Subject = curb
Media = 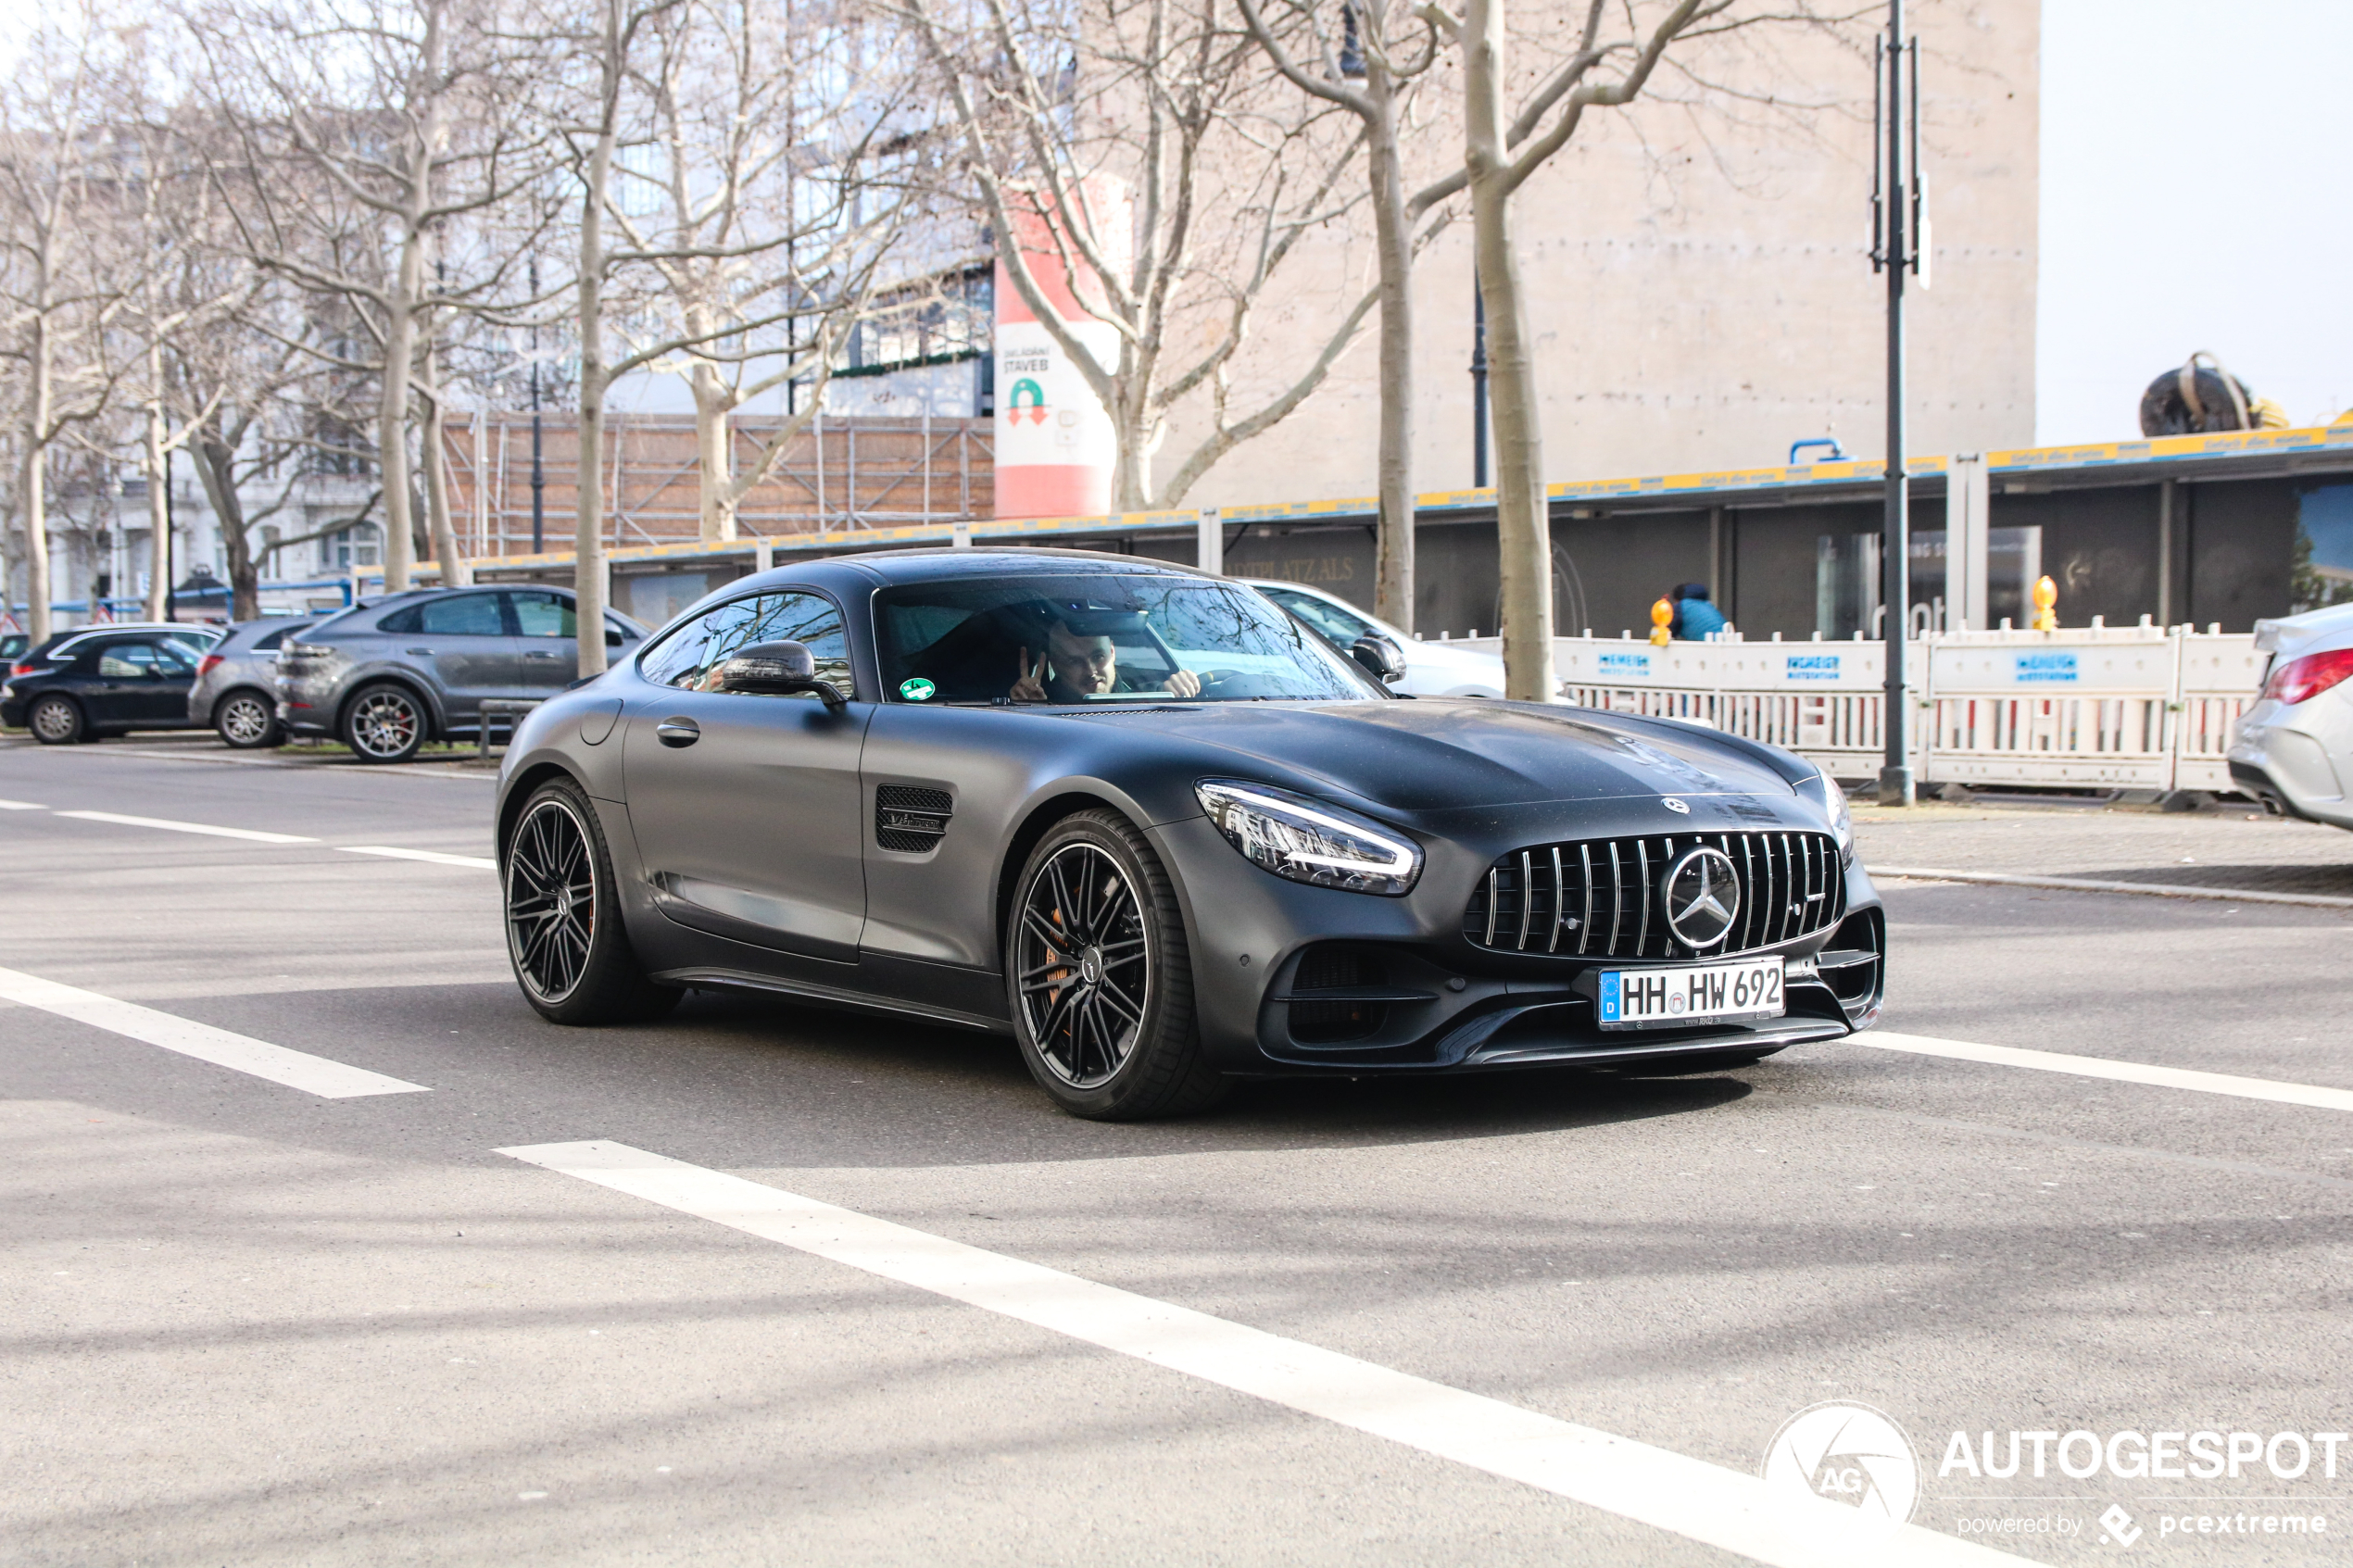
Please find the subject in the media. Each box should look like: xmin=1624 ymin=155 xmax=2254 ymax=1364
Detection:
xmin=1869 ymin=865 xmax=2353 ymax=910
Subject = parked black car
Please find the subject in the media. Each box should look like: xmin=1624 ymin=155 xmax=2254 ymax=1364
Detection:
xmin=493 ymin=549 xmax=1883 ymax=1120
xmin=1 ymin=631 xmax=210 ymax=743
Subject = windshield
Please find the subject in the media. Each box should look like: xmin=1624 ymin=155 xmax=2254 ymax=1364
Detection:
xmin=875 ymin=573 xmax=1381 ymax=705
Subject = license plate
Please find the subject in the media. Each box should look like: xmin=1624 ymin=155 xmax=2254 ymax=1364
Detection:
xmin=1598 ymin=958 xmax=1784 ymax=1030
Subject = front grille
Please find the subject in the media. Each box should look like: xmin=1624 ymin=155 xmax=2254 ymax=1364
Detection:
xmin=875 ymin=784 xmax=952 ymax=853
xmin=1464 ymin=831 xmax=1845 ymax=960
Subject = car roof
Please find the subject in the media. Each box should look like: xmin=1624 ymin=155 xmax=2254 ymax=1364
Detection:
xmin=824 ymin=546 xmax=1212 ymax=587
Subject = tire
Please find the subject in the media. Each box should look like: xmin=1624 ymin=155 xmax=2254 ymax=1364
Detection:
xmin=343 ymin=682 xmax=427 ymax=763
xmin=1006 ymin=809 xmax=1227 ymax=1120
xmin=504 ymin=777 xmax=680 ymax=1025
xmin=28 ymin=694 xmax=85 ymax=746
xmin=214 ymin=688 xmax=283 ymax=749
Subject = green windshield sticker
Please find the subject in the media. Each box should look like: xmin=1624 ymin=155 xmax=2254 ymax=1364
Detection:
xmin=899 ymin=677 xmax=937 ymax=702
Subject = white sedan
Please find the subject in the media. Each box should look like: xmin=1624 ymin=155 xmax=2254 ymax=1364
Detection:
xmin=2228 ymin=602 xmax=2353 ymax=831
xmin=1245 ymin=579 xmax=1506 ymax=698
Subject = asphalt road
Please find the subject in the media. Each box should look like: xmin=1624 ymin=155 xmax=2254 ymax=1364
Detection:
xmin=4 ymin=739 xmax=2350 ymax=1567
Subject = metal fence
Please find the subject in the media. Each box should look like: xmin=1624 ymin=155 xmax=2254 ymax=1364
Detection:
xmin=1454 ymin=621 xmax=2264 ymax=791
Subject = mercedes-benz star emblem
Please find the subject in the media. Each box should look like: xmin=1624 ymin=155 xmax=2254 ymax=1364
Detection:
xmin=1661 ymin=847 xmax=1742 ymax=948
xmin=1661 ymin=797 xmax=1691 ymax=814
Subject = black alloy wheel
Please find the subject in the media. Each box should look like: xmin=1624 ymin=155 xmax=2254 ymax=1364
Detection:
xmin=215 ymin=689 xmax=281 ymax=749
xmin=1008 ymin=809 xmax=1225 ymax=1120
xmin=343 ymin=683 xmax=425 ymax=763
xmin=28 ymin=694 xmax=86 ymax=746
xmin=503 ymin=778 xmax=679 ymax=1025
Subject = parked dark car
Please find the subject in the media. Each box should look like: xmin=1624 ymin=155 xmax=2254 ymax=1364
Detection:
xmin=277 ymin=586 xmax=649 ymax=763
xmin=1 ymin=631 xmax=210 ymax=743
xmin=492 ymin=549 xmax=1883 ymax=1120
xmin=188 ymin=618 xmax=315 ymax=748
xmin=8 ymin=621 xmax=222 ymax=678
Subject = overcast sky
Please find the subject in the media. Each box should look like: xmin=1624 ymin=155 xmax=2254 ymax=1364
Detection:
xmin=2038 ymin=0 xmax=2353 ymax=445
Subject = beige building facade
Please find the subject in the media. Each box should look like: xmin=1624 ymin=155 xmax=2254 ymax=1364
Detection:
xmin=1175 ymin=0 xmax=2039 ymax=511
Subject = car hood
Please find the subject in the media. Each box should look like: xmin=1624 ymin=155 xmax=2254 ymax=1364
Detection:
xmin=1064 ymin=698 xmax=1797 ymax=811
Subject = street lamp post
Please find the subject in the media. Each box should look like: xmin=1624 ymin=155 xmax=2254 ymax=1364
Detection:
xmin=1871 ymin=0 xmax=1926 ymax=806
xmin=1471 ymin=282 xmax=1490 ymax=490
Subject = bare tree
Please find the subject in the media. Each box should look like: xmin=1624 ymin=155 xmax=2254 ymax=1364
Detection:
xmin=614 ymin=0 xmax=931 ymax=545
xmin=1238 ymin=0 xmax=1453 ymax=628
xmin=1416 ymin=0 xmax=1820 ymax=699
xmin=197 ymin=0 xmax=555 ymax=594
xmin=0 ymin=7 xmax=149 ymax=642
xmin=909 ymin=0 xmax=1381 ymax=514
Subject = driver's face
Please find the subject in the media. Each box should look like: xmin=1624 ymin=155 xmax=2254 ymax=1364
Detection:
xmin=1048 ymin=627 xmax=1118 ymax=693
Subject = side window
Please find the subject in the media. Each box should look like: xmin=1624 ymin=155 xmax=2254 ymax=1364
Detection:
xmin=97 ymin=641 xmax=162 ymax=677
xmin=375 ymin=605 xmax=422 ymax=634
xmin=506 ymin=591 xmax=577 ymax=638
xmin=255 ymin=626 xmax=302 ymax=652
xmin=637 ymin=591 xmax=851 ymax=696
xmin=416 ymin=594 xmax=506 ymax=636
xmin=1268 ymin=589 xmax=1369 ymax=646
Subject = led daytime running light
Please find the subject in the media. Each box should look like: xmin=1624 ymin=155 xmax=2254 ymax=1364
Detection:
xmin=1195 ymin=779 xmax=1422 ymax=896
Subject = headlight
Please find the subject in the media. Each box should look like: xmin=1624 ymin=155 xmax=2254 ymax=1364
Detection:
xmin=1195 ymin=779 xmax=1423 ymax=896
xmin=1802 ymin=771 xmax=1855 ymax=862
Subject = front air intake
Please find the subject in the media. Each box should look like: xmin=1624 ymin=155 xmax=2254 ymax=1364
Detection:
xmin=1463 ymin=830 xmax=1844 ymax=961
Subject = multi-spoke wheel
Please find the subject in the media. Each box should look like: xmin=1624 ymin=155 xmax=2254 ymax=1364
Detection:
xmin=503 ymin=778 xmax=680 ymax=1024
xmin=1007 ymin=809 xmax=1225 ymax=1120
xmin=215 ymin=689 xmax=282 ymax=749
xmin=343 ymin=682 xmax=425 ymax=763
xmin=29 ymin=694 xmax=86 ymax=745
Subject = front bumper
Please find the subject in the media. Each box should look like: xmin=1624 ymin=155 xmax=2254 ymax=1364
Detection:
xmin=2227 ymin=696 xmax=2353 ymax=830
xmin=1156 ymin=807 xmax=1883 ymax=1077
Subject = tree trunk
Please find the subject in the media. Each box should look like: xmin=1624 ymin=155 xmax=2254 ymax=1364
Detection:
xmin=144 ymin=393 xmax=171 ymax=623
xmin=1465 ymin=0 xmax=1554 ymax=703
xmin=22 ymin=310 xmax=53 ymax=643
xmin=574 ymin=2 xmax=621 ymax=679
xmin=376 ymin=232 xmax=422 ymax=595
xmin=194 ymin=437 xmax=262 ymax=622
xmin=422 ymin=340 xmax=467 ymax=586
xmin=1366 ymin=66 xmax=1416 ymax=632
xmin=690 ymin=355 xmax=736 ymax=542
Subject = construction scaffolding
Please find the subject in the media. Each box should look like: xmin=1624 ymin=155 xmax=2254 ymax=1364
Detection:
xmin=441 ymin=410 xmax=994 ymax=560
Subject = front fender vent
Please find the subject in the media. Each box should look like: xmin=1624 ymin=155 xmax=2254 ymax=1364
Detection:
xmin=875 ymin=784 xmax=953 ymax=853
xmin=1465 ymin=830 xmax=1844 ymax=960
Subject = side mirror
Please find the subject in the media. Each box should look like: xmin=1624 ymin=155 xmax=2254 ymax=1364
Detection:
xmin=1349 ymin=633 xmax=1407 ymax=684
xmin=712 ymin=640 xmax=849 ymax=709
xmin=606 ymin=627 xmax=624 ymax=648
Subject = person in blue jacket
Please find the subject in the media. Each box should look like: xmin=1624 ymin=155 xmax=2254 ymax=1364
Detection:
xmin=1668 ymin=583 xmax=1728 ymax=640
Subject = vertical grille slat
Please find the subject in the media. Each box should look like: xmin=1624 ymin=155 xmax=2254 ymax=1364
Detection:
xmin=1466 ymin=829 xmax=1843 ymax=960
xmin=1516 ymin=850 xmax=1536 ymax=951
xmin=1548 ymin=847 xmax=1566 ymax=953
xmin=1578 ymin=844 xmax=1595 ymax=956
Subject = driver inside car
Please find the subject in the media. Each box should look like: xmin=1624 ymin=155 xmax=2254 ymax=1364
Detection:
xmin=1008 ymin=616 xmax=1202 ymax=703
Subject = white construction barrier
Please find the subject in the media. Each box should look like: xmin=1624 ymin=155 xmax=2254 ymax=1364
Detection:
xmin=1449 ymin=622 xmax=2262 ymax=791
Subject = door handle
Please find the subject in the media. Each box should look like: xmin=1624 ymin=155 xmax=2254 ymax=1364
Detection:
xmin=405 ymin=646 xmax=434 ymax=655
xmin=655 ymin=717 xmax=700 ymax=747
xmin=523 ymin=651 xmax=564 ymax=660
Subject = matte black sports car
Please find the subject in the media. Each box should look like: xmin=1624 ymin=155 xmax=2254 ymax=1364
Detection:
xmin=494 ymin=549 xmax=1883 ymax=1119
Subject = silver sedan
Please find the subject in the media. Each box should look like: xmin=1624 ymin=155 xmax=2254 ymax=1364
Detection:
xmin=2228 ymin=602 xmax=2353 ymax=830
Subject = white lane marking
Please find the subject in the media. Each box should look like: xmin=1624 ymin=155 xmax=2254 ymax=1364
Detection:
xmin=0 ymin=797 xmax=47 ymax=809
xmin=0 ymin=966 xmax=428 ymax=1098
xmin=500 ymin=1140 xmax=2012 ymax=1568
xmin=341 ymin=846 xmax=498 ymax=870
xmin=1866 ymin=1031 xmax=2353 ymax=1113
xmin=54 ymin=809 xmax=316 ymax=845
xmin=1871 ymin=864 xmax=2353 ymax=910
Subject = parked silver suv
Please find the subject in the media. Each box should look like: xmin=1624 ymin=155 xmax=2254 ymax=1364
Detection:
xmin=275 ymin=586 xmax=648 ymax=762
xmin=188 ymin=618 xmax=315 ymax=748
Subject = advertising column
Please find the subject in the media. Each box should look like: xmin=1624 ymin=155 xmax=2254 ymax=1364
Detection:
xmin=994 ymin=182 xmax=1126 ymax=520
